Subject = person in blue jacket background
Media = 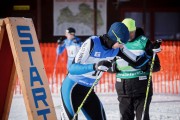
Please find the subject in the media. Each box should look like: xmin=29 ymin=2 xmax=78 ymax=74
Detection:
xmin=56 ymin=27 xmax=82 ymax=69
xmin=59 ymin=22 xmax=158 ymax=120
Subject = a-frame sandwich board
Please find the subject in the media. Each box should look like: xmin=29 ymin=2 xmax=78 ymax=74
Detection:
xmin=0 ymin=17 xmax=57 ymax=120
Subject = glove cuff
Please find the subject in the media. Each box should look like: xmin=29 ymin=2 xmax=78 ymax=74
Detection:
xmin=153 ymin=48 xmax=161 ymax=53
xmin=93 ymin=63 xmax=96 ymax=71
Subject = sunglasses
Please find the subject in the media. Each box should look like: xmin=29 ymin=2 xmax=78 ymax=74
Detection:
xmin=112 ymin=30 xmax=123 ymax=44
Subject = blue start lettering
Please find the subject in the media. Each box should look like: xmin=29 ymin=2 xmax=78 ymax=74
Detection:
xmin=17 ymin=26 xmax=33 ymax=45
xmin=30 ymin=66 xmax=43 ymax=86
xmin=17 ymin=25 xmax=51 ymax=119
xmin=22 ymin=47 xmax=35 ymax=66
xmin=32 ymin=87 xmax=49 ymax=108
xmin=37 ymin=109 xmax=50 ymax=120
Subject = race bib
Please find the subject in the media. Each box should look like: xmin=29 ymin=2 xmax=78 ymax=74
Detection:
xmin=67 ymin=45 xmax=80 ymax=57
xmin=139 ymin=76 xmax=147 ymax=80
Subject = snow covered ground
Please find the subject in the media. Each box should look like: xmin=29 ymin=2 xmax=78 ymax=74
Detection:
xmin=9 ymin=93 xmax=180 ymax=120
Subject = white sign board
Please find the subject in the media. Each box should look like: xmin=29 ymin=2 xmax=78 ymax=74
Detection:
xmin=53 ymin=0 xmax=107 ymax=36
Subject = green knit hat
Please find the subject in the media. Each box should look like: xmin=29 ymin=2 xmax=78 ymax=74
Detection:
xmin=122 ymin=18 xmax=136 ymax=32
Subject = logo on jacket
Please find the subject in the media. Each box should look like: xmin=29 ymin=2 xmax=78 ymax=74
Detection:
xmin=94 ymin=52 xmax=101 ymax=57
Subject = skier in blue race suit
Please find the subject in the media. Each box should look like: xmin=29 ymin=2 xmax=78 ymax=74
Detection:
xmin=56 ymin=27 xmax=82 ymax=69
xmin=59 ymin=22 xmax=160 ymax=120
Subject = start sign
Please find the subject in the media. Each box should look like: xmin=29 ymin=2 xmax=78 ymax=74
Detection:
xmin=0 ymin=18 xmax=57 ymax=120
xmin=17 ymin=25 xmax=50 ymax=119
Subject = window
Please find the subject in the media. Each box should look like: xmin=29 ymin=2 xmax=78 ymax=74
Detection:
xmin=125 ymin=12 xmax=150 ymax=37
xmin=155 ymin=12 xmax=180 ymax=40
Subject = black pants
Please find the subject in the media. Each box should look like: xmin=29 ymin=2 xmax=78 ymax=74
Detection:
xmin=118 ymin=95 xmax=152 ymax=120
xmin=60 ymin=77 xmax=106 ymax=120
xmin=115 ymin=78 xmax=152 ymax=120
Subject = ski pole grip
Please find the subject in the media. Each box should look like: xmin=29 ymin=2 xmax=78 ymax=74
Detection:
xmin=153 ymin=39 xmax=162 ymax=49
xmin=57 ymin=37 xmax=63 ymax=45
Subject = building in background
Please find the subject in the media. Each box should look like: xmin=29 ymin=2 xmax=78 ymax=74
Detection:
xmin=0 ymin=0 xmax=179 ymax=42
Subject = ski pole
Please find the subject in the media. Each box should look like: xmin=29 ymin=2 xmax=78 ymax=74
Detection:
xmin=53 ymin=37 xmax=63 ymax=81
xmin=141 ymin=52 xmax=156 ymax=120
xmin=72 ymin=71 xmax=103 ymax=120
xmin=141 ymin=39 xmax=162 ymax=120
xmin=53 ymin=54 xmax=59 ymax=80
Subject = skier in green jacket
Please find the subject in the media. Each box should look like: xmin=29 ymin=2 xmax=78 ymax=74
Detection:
xmin=111 ymin=18 xmax=161 ymax=120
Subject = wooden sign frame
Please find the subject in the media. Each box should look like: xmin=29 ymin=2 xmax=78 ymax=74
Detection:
xmin=0 ymin=17 xmax=57 ymax=120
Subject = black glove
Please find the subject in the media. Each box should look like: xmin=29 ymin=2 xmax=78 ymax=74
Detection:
xmin=93 ymin=60 xmax=112 ymax=72
xmin=57 ymin=37 xmax=64 ymax=45
xmin=108 ymin=57 xmax=121 ymax=73
xmin=152 ymin=39 xmax=162 ymax=53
